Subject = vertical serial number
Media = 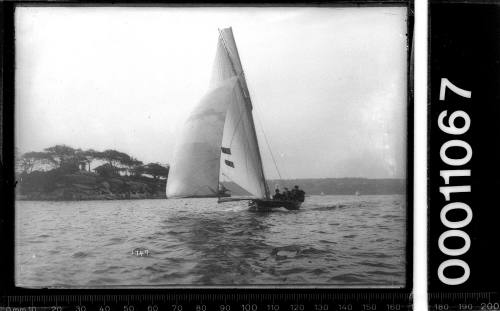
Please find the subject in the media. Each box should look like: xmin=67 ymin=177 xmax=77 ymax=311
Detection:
xmin=437 ymin=77 xmax=472 ymax=286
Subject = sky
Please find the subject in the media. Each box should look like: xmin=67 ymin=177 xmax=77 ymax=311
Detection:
xmin=15 ymin=6 xmax=408 ymax=179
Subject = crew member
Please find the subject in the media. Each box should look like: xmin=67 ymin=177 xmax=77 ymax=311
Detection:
xmin=273 ymin=188 xmax=282 ymax=200
xmin=283 ymin=187 xmax=290 ymax=200
xmin=293 ymin=185 xmax=305 ymax=202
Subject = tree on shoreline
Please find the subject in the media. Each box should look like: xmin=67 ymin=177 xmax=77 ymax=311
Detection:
xmin=94 ymin=149 xmax=143 ymax=174
xmin=17 ymin=145 xmax=147 ymax=176
xmin=44 ymin=145 xmax=81 ymax=169
xmin=17 ymin=151 xmax=54 ymax=174
xmin=132 ymin=163 xmax=170 ymax=179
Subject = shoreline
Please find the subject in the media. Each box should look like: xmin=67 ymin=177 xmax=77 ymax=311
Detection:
xmin=15 ymin=193 xmax=166 ymax=202
xmin=15 ymin=193 xmax=404 ymax=202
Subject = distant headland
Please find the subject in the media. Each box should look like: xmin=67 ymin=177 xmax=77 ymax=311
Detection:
xmin=16 ymin=145 xmax=405 ymax=201
xmin=16 ymin=145 xmax=168 ymax=201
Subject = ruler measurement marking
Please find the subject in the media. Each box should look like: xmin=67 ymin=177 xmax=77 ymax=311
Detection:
xmin=2 ymin=292 xmax=413 ymax=310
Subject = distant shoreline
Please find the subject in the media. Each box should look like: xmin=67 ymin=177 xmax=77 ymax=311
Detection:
xmin=17 ymin=168 xmax=405 ymax=201
xmin=16 ymin=195 xmax=166 ymax=202
xmin=16 ymin=193 xmax=404 ymax=202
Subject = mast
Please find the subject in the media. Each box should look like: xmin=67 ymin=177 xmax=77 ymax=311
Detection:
xmin=217 ymin=28 xmax=270 ymax=199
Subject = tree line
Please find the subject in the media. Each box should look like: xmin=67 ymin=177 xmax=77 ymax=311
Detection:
xmin=16 ymin=145 xmax=169 ymax=179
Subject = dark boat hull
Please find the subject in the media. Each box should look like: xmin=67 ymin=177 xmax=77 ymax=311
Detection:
xmin=249 ymin=199 xmax=302 ymax=211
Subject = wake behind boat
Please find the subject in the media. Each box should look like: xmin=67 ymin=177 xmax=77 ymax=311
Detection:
xmin=166 ymin=27 xmax=304 ymax=211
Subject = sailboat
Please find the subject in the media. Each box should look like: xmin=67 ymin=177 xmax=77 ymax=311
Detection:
xmin=166 ymin=27 xmax=302 ymax=211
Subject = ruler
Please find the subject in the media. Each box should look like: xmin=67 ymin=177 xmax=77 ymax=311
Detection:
xmin=429 ymin=292 xmax=500 ymax=311
xmin=0 ymin=292 xmax=412 ymax=311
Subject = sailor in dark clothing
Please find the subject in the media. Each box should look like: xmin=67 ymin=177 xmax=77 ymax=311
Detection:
xmin=292 ymin=185 xmax=305 ymax=202
xmin=283 ymin=187 xmax=291 ymax=200
xmin=290 ymin=186 xmax=297 ymax=199
xmin=273 ymin=188 xmax=282 ymax=200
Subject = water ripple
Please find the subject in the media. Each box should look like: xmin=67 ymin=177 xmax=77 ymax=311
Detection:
xmin=16 ymin=195 xmax=406 ymax=287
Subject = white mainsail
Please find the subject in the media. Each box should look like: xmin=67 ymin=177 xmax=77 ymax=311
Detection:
xmin=166 ymin=27 xmax=269 ymax=199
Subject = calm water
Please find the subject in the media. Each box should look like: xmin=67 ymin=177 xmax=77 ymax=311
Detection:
xmin=16 ymin=195 xmax=406 ymax=287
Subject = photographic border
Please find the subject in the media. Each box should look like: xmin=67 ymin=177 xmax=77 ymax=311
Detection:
xmin=1 ymin=0 xmax=414 ymax=305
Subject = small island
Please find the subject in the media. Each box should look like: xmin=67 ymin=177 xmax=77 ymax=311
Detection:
xmin=16 ymin=145 xmax=169 ymax=201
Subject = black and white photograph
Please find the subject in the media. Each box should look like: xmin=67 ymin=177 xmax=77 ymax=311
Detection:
xmin=14 ymin=6 xmax=409 ymax=288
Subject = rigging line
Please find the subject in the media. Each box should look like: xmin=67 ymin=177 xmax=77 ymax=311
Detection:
xmin=253 ymin=106 xmax=283 ymax=182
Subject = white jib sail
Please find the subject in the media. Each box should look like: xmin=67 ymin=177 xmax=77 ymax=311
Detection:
xmin=166 ymin=27 xmax=268 ymax=199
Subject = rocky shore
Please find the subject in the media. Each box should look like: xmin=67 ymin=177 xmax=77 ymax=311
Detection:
xmin=16 ymin=171 xmax=166 ymax=201
xmin=16 ymin=169 xmax=405 ymax=201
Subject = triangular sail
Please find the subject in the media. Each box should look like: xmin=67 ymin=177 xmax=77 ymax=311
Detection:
xmin=166 ymin=27 xmax=269 ymax=199
xmin=166 ymin=77 xmax=239 ymax=198
xmin=217 ymin=28 xmax=269 ymax=199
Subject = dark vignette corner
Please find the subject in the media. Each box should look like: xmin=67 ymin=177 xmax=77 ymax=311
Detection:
xmin=0 ymin=1 xmax=16 ymax=298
